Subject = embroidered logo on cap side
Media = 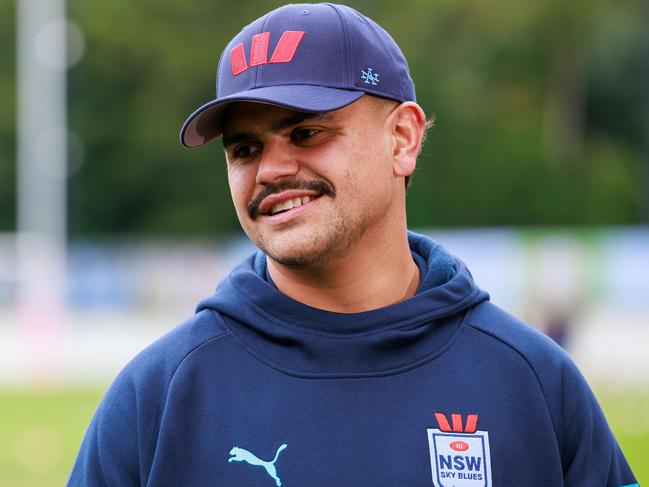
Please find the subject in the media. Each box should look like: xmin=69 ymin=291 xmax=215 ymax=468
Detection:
xmin=361 ymin=67 xmax=379 ymax=85
xmin=427 ymin=412 xmax=492 ymax=487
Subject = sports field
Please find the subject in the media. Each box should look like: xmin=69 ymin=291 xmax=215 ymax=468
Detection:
xmin=0 ymin=385 xmax=646 ymax=486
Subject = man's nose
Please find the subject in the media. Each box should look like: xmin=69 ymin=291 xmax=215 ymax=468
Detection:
xmin=255 ymin=138 xmax=300 ymax=185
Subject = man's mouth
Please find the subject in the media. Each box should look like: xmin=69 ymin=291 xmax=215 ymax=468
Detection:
xmin=256 ymin=191 xmax=322 ymax=218
xmin=248 ymin=180 xmax=335 ymax=220
xmin=268 ymin=196 xmax=315 ymax=216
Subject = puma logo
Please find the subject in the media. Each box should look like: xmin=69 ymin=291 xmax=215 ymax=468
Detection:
xmin=228 ymin=443 xmax=288 ymax=486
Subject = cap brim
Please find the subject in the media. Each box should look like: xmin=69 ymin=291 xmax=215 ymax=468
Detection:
xmin=180 ymin=85 xmax=365 ymax=148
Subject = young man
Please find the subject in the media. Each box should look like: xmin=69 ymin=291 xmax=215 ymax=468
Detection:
xmin=68 ymin=3 xmax=637 ymax=486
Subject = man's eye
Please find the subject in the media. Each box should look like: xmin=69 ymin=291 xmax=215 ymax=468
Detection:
xmin=232 ymin=144 xmax=260 ymax=159
xmin=291 ymin=128 xmax=319 ymax=141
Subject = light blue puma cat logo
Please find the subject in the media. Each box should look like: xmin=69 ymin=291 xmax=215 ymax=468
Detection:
xmin=228 ymin=443 xmax=288 ymax=486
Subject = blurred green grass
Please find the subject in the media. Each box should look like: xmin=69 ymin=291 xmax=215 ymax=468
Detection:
xmin=0 ymin=387 xmax=104 ymax=487
xmin=0 ymin=385 xmax=646 ymax=486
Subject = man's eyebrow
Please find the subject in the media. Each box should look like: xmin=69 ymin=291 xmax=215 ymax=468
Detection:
xmin=222 ymin=112 xmax=334 ymax=149
xmin=271 ymin=111 xmax=334 ymax=132
xmin=222 ymin=132 xmax=256 ymax=149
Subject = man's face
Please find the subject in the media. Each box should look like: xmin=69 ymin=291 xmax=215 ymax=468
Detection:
xmin=222 ymin=95 xmax=402 ymax=267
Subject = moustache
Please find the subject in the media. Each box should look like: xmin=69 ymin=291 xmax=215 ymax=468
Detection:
xmin=248 ymin=180 xmax=335 ymax=220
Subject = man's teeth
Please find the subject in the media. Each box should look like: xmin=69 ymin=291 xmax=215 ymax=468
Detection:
xmin=270 ymin=196 xmax=312 ymax=215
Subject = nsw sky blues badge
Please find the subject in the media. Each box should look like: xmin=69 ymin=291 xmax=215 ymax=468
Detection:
xmin=427 ymin=412 xmax=492 ymax=487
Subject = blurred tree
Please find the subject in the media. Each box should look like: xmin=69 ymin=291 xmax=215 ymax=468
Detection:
xmin=1 ymin=0 xmax=646 ymax=234
xmin=0 ymin=0 xmax=16 ymax=231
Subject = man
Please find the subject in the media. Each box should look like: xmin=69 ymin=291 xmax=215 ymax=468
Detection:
xmin=68 ymin=3 xmax=637 ymax=486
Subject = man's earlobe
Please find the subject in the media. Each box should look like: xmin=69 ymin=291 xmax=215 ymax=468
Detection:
xmin=391 ymin=102 xmax=427 ymax=178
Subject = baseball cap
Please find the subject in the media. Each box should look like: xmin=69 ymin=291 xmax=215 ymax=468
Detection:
xmin=180 ymin=2 xmax=416 ymax=148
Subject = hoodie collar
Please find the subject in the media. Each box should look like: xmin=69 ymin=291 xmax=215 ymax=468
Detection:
xmin=197 ymin=232 xmax=488 ymax=377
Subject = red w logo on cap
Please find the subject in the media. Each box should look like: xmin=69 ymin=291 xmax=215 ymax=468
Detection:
xmin=231 ymin=31 xmax=305 ymax=76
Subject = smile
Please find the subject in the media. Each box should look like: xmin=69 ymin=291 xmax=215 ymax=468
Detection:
xmin=269 ymin=196 xmax=313 ymax=215
xmin=256 ymin=189 xmax=325 ymax=219
xmin=248 ymin=181 xmax=335 ymax=220
xmin=255 ymin=190 xmax=324 ymax=225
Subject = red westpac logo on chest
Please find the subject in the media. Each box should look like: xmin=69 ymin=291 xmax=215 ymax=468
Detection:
xmin=230 ymin=31 xmax=306 ymax=75
xmin=434 ymin=412 xmax=479 ymax=433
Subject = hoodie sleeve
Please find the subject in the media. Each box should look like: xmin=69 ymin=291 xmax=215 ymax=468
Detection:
xmin=66 ymin=371 xmax=141 ymax=486
xmin=557 ymin=356 xmax=637 ymax=487
xmin=468 ymin=302 xmax=637 ymax=486
xmin=66 ymin=311 xmax=228 ymax=486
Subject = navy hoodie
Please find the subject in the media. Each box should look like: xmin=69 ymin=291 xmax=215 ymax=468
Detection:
xmin=68 ymin=232 xmax=637 ymax=486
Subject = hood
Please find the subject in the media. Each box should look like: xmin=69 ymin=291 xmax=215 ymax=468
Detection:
xmin=197 ymin=231 xmax=489 ymax=378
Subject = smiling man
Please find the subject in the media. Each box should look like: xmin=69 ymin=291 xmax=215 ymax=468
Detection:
xmin=68 ymin=3 xmax=637 ymax=486
xmin=222 ymin=97 xmax=423 ymax=312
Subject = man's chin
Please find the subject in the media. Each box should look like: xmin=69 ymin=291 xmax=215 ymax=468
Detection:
xmin=246 ymin=215 xmax=364 ymax=268
xmin=265 ymin=243 xmax=329 ymax=267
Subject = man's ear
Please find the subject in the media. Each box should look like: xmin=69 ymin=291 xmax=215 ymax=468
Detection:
xmin=390 ymin=102 xmax=427 ymax=178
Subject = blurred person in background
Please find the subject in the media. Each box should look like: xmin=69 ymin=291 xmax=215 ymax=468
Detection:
xmin=68 ymin=3 xmax=637 ymax=486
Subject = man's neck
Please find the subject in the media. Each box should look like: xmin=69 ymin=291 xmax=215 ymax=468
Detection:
xmin=267 ymin=232 xmax=420 ymax=313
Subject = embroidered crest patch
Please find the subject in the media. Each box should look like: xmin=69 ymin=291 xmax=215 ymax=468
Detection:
xmin=427 ymin=412 xmax=492 ymax=487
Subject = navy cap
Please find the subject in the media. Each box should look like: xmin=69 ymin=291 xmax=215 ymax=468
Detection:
xmin=180 ymin=3 xmax=416 ymax=148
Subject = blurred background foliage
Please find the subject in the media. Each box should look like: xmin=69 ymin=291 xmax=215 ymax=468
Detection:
xmin=1 ymin=3 xmax=648 ymax=484
xmin=1 ymin=0 xmax=648 ymax=236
